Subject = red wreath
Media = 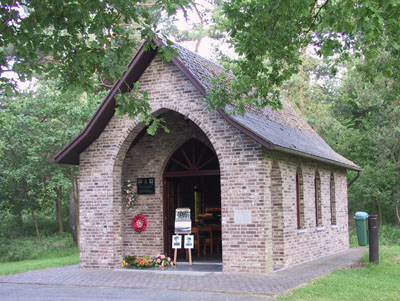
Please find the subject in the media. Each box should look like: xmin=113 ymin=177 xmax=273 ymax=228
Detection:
xmin=132 ymin=214 xmax=148 ymax=232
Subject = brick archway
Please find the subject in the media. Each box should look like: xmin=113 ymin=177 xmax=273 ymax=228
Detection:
xmin=111 ymin=107 xmax=226 ymax=266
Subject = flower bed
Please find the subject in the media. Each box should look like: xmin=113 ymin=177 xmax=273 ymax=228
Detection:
xmin=122 ymin=254 xmax=174 ymax=269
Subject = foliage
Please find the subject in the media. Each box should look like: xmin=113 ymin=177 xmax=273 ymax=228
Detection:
xmin=0 ymin=232 xmax=78 ymax=263
xmin=0 ymin=212 xmax=59 ymax=239
xmin=209 ymin=0 xmax=400 ymax=115
xmin=122 ymin=254 xmax=153 ymax=269
xmin=0 ymin=0 xmax=192 ymax=95
xmin=378 ymin=224 xmax=400 ymax=246
xmin=281 ymin=47 xmax=400 ymax=224
xmin=2 ymin=0 xmax=400 ymax=139
xmin=278 ymin=246 xmax=400 ymax=300
xmin=0 ymin=82 xmax=102 ymax=243
xmin=0 ymin=254 xmax=79 ymax=276
xmin=349 ymin=224 xmax=400 ymax=248
xmin=114 ymin=81 xmax=170 ymax=136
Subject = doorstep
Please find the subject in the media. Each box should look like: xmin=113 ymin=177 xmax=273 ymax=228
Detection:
xmin=116 ymin=261 xmax=222 ymax=275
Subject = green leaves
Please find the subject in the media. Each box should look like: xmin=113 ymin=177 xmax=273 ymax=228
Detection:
xmin=0 ymin=81 xmax=102 ymax=217
xmin=204 ymin=0 xmax=400 ymax=115
xmin=115 ymin=81 xmax=169 ymax=135
xmin=0 ymin=0 xmax=193 ymax=94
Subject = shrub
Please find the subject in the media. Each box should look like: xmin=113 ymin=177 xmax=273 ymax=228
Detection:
xmin=0 ymin=233 xmax=77 ymax=263
xmin=380 ymin=224 xmax=400 ymax=246
xmin=349 ymin=223 xmax=400 ymax=247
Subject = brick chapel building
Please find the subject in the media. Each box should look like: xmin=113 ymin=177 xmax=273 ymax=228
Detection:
xmin=55 ymin=38 xmax=361 ymax=273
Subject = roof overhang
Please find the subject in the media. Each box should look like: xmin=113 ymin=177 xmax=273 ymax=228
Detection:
xmin=54 ymin=42 xmax=157 ymax=164
xmin=273 ymin=146 xmax=362 ymax=171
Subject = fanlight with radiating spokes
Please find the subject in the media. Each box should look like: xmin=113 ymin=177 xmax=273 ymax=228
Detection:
xmin=164 ymin=138 xmax=219 ymax=177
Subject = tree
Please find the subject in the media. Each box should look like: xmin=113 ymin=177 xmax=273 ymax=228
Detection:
xmin=206 ymin=0 xmax=400 ymax=114
xmin=0 ymin=83 xmax=101 ymax=244
xmin=0 ymin=0 xmax=192 ymax=94
xmin=283 ymin=49 xmax=400 ymax=225
xmin=3 ymin=1 xmax=400 ymax=133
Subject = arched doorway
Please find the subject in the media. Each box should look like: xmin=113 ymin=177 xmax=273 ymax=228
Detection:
xmin=163 ymin=138 xmax=221 ymax=261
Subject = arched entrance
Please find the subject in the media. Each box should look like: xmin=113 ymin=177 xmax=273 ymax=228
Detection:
xmin=163 ymin=138 xmax=222 ymax=261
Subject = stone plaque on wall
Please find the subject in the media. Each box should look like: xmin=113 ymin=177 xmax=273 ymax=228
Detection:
xmin=137 ymin=178 xmax=155 ymax=194
xmin=234 ymin=209 xmax=252 ymax=224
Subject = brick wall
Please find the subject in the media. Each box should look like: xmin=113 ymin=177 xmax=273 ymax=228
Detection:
xmin=78 ymin=56 xmax=349 ymax=273
xmin=79 ymin=57 xmax=270 ymax=273
xmin=264 ymin=151 xmax=349 ymax=269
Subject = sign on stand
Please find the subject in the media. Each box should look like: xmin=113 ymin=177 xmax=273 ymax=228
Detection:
xmin=173 ymin=208 xmax=193 ymax=265
xmin=174 ymin=208 xmax=191 ymax=234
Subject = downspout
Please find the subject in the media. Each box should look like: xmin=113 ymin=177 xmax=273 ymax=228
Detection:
xmin=347 ymin=170 xmax=361 ymax=188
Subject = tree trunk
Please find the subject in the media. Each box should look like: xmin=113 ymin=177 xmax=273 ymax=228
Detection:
xmin=23 ymin=185 xmax=44 ymax=249
xmin=193 ymin=3 xmax=204 ymax=53
xmin=395 ymin=203 xmax=400 ymax=226
xmin=69 ymin=171 xmax=79 ymax=247
xmin=69 ymin=190 xmax=77 ymax=245
xmin=55 ymin=187 xmax=64 ymax=233
xmin=17 ymin=209 xmax=23 ymax=227
xmin=29 ymin=202 xmax=44 ymax=249
xmin=24 ymin=184 xmax=44 ymax=249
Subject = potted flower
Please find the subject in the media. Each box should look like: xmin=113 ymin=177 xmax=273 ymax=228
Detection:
xmin=122 ymin=254 xmax=153 ymax=269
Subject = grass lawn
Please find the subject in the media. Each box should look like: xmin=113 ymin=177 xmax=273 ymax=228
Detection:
xmin=0 ymin=232 xmax=79 ymax=276
xmin=279 ymin=246 xmax=400 ymax=300
xmin=0 ymin=254 xmax=79 ymax=276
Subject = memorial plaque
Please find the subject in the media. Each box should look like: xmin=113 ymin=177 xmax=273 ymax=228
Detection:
xmin=137 ymin=178 xmax=155 ymax=194
xmin=175 ymin=208 xmax=191 ymax=234
xmin=234 ymin=209 xmax=252 ymax=224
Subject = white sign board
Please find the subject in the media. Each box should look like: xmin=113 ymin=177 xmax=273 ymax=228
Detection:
xmin=234 ymin=209 xmax=252 ymax=224
xmin=175 ymin=208 xmax=191 ymax=221
xmin=175 ymin=208 xmax=191 ymax=234
xmin=172 ymin=235 xmax=182 ymax=249
xmin=184 ymin=235 xmax=194 ymax=249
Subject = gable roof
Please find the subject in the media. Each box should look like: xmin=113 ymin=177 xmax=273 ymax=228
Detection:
xmin=54 ymin=37 xmax=361 ymax=171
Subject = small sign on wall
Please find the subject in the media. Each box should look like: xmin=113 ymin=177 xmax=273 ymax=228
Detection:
xmin=234 ymin=209 xmax=252 ymax=224
xmin=172 ymin=235 xmax=182 ymax=249
xmin=137 ymin=178 xmax=155 ymax=194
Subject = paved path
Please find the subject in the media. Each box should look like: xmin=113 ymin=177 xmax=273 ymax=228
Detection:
xmin=0 ymin=248 xmax=366 ymax=300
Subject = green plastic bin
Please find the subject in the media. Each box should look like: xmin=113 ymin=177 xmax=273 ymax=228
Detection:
xmin=354 ymin=211 xmax=369 ymax=246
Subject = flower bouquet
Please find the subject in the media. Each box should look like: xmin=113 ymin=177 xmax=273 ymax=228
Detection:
xmin=153 ymin=254 xmax=174 ymax=268
xmin=124 ymin=180 xmax=136 ymax=208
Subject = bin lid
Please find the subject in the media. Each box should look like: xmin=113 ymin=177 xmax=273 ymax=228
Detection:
xmin=354 ymin=211 xmax=369 ymax=220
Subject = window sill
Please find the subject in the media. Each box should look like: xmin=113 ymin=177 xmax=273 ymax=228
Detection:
xmin=331 ymin=225 xmax=338 ymax=229
xmin=316 ymin=226 xmax=325 ymax=232
xmin=297 ymin=228 xmax=307 ymax=234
